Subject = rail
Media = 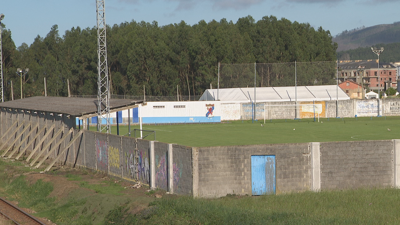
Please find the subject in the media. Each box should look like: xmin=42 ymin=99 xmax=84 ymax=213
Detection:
xmin=0 ymin=197 xmax=46 ymax=225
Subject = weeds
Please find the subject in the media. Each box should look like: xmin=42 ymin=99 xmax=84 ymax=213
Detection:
xmin=103 ymin=189 xmax=400 ymax=225
xmin=65 ymin=174 xmax=82 ymax=181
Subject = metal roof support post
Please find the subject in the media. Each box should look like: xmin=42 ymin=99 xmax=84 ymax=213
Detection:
xmin=336 ymin=60 xmax=339 ymax=118
xmin=254 ymin=62 xmax=256 ymax=123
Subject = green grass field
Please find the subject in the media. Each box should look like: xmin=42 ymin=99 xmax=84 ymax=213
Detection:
xmin=91 ymin=116 xmax=400 ymax=147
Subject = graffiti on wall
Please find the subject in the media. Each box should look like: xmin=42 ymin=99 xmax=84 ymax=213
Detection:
xmin=96 ymin=139 xmax=108 ymax=171
xmin=155 ymin=154 xmax=183 ymax=190
xmin=109 ymin=146 xmax=120 ymax=169
xmin=356 ymin=101 xmax=378 ymax=115
xmin=173 ymin=161 xmax=183 ymax=191
xmin=156 ymin=155 xmax=168 ymax=189
xmin=300 ymin=102 xmax=325 ymax=118
xmin=125 ymin=149 xmax=149 ymax=184
xmin=389 ymin=102 xmax=400 ymax=113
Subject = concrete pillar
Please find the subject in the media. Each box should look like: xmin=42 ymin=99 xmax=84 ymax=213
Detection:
xmin=394 ymin=139 xmax=400 ymax=188
xmin=192 ymin=147 xmax=199 ymax=197
xmin=150 ymin=141 xmax=155 ymax=190
xmin=82 ymin=117 xmax=87 ymax=130
xmin=168 ymin=144 xmax=173 ymax=194
xmin=310 ymin=142 xmax=321 ymax=191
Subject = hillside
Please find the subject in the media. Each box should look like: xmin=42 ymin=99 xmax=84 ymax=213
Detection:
xmin=333 ymin=22 xmax=400 ymax=52
xmin=336 ymin=42 xmax=400 ymax=62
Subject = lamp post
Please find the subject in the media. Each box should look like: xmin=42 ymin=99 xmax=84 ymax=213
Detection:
xmin=371 ymin=47 xmax=384 ymax=97
xmin=357 ymin=67 xmax=364 ymax=99
xmin=0 ymin=13 xmax=4 ymax=102
xmin=16 ymin=68 xmax=28 ymax=99
xmin=371 ymin=47 xmax=384 ymax=117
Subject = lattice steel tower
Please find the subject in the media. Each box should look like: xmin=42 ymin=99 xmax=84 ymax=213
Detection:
xmin=96 ymin=0 xmax=110 ymax=133
xmin=0 ymin=14 xmax=4 ymax=103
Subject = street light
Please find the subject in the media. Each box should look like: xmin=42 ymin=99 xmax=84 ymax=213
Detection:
xmin=371 ymin=47 xmax=384 ymax=116
xmin=16 ymin=68 xmax=28 ymax=99
xmin=0 ymin=13 xmax=4 ymax=102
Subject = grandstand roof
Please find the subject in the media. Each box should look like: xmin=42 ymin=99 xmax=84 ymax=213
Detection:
xmin=0 ymin=96 xmax=143 ymax=117
xmin=199 ymin=85 xmax=350 ymax=102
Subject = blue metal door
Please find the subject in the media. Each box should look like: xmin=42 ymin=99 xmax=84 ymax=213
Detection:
xmin=132 ymin=108 xmax=139 ymax=123
xmin=251 ymin=155 xmax=276 ymax=195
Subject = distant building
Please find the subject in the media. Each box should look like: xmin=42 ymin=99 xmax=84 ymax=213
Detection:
xmin=338 ymin=60 xmax=397 ymax=93
xmin=365 ymin=91 xmax=379 ymax=99
xmin=339 ymin=80 xmax=364 ymax=99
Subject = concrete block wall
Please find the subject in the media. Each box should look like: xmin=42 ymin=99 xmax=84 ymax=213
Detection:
xmin=320 ymin=140 xmax=394 ymax=190
xmin=121 ymin=137 xmax=137 ymax=182
xmin=154 ymin=142 xmax=169 ymax=190
xmin=108 ymin=135 xmax=123 ymax=177
xmin=172 ymin=144 xmax=193 ymax=195
xmin=262 ymin=102 xmax=297 ymax=120
xmin=136 ymin=139 xmax=150 ymax=184
xmin=194 ymin=143 xmax=311 ymax=198
xmin=382 ymin=98 xmax=400 ymax=116
xmin=67 ymin=131 xmax=193 ymax=195
xmin=193 ymin=140 xmax=400 ymax=198
xmin=83 ymin=131 xmax=96 ymax=169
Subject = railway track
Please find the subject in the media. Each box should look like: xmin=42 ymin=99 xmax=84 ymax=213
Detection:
xmin=0 ymin=197 xmax=46 ymax=225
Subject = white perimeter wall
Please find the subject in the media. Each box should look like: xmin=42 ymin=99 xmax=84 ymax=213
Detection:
xmin=90 ymin=98 xmax=400 ymax=124
xmin=140 ymin=101 xmax=221 ymax=118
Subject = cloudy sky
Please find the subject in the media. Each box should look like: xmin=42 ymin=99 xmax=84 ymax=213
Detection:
xmin=2 ymin=0 xmax=400 ymax=47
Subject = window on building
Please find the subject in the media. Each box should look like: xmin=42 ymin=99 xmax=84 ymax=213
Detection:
xmin=153 ymin=105 xmax=165 ymax=109
xmin=389 ymin=72 xmax=392 ymax=75
xmin=375 ymin=71 xmax=377 ymax=76
xmin=174 ymin=105 xmax=186 ymax=108
xmin=346 ymin=90 xmax=349 ymax=93
xmin=390 ymin=78 xmax=392 ymax=82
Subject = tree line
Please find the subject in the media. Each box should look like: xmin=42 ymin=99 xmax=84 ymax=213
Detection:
xmin=1 ymin=15 xmax=337 ymax=101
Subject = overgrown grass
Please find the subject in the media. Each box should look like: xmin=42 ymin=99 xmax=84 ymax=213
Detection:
xmin=91 ymin=116 xmax=400 ymax=147
xmin=0 ymin=159 xmax=153 ymax=225
xmin=65 ymin=173 xmax=82 ymax=181
xmin=79 ymin=180 xmax=125 ymax=195
xmin=104 ymin=188 xmax=400 ymax=224
xmin=5 ymin=176 xmax=55 ymax=211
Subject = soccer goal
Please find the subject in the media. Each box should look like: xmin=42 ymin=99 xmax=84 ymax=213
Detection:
xmin=133 ymin=129 xmax=156 ymax=140
xmin=263 ymin=103 xmax=324 ymax=123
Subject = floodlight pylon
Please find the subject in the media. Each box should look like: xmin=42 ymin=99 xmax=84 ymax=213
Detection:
xmin=0 ymin=13 xmax=4 ymax=102
xmin=96 ymin=0 xmax=110 ymax=133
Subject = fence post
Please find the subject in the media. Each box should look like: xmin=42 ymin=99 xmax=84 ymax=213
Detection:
xmin=168 ymin=144 xmax=173 ymax=194
xmin=192 ymin=147 xmax=199 ymax=197
xmin=310 ymin=142 xmax=321 ymax=191
xmin=394 ymin=139 xmax=400 ymax=188
xmin=150 ymin=141 xmax=155 ymax=190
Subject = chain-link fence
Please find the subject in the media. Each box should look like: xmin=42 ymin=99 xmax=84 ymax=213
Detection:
xmin=219 ymin=61 xmax=337 ymax=88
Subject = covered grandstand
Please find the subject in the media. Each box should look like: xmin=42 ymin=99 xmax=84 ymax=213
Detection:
xmin=199 ymin=85 xmax=350 ymax=102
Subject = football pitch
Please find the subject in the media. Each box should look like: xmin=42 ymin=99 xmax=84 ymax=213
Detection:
xmin=98 ymin=116 xmax=400 ymax=147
